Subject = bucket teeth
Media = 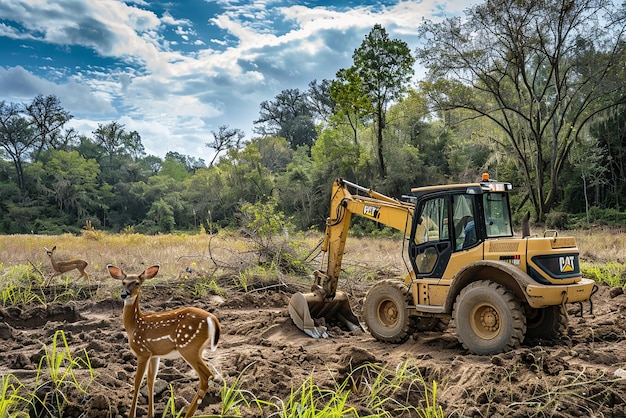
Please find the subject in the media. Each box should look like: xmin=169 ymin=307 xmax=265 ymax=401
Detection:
xmin=288 ymin=291 xmax=364 ymax=338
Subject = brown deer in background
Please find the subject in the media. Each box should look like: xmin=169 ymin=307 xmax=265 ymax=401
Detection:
xmin=107 ymin=264 xmax=221 ymax=418
xmin=44 ymin=246 xmax=90 ymax=286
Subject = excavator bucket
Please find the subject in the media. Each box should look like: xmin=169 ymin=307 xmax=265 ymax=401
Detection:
xmin=289 ymin=290 xmax=364 ymax=338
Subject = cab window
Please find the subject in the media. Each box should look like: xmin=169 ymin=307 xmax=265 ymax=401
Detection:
xmin=453 ymin=194 xmax=477 ymax=250
xmin=483 ymin=193 xmax=513 ymax=237
xmin=414 ymin=197 xmax=448 ymax=245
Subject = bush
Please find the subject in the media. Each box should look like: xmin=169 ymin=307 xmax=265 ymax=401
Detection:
xmin=589 ymin=207 xmax=626 ymax=226
xmin=545 ymin=211 xmax=568 ymax=229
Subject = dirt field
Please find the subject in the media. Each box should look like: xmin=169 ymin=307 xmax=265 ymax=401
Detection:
xmin=1 ymin=272 xmax=626 ymax=417
xmin=1 ymin=230 xmax=626 ymax=417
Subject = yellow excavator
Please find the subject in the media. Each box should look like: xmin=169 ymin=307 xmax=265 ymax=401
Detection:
xmin=289 ymin=176 xmax=597 ymax=354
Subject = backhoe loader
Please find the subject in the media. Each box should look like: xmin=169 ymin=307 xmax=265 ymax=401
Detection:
xmin=289 ymin=176 xmax=597 ymax=354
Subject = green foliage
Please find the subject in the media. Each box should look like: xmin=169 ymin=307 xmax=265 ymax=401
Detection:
xmin=161 ymin=155 xmax=190 ymax=181
xmin=581 ymin=262 xmax=626 ymax=288
xmin=255 ymin=88 xmax=318 ymax=149
xmin=1 ymin=283 xmax=45 ymax=307
xmin=36 ymin=330 xmax=94 ymax=392
xmin=240 ymin=198 xmax=295 ymax=238
xmin=3 ymin=19 xmax=626 ymax=239
xmin=1 ymin=264 xmax=46 ymax=307
xmin=161 ymin=385 xmax=185 ymax=418
xmin=0 ymin=374 xmax=29 ymax=418
xmin=417 ymin=0 xmax=626 ymax=221
xmin=348 ymin=24 xmax=415 ymax=178
xmin=192 ymin=278 xmax=227 ymax=298
xmin=218 ymin=364 xmax=260 ymax=416
xmin=280 ymin=374 xmax=357 ymax=417
xmin=25 ymin=330 xmax=95 ymax=417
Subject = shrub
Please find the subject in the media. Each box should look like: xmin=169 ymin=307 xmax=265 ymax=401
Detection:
xmin=545 ymin=212 xmax=568 ymax=229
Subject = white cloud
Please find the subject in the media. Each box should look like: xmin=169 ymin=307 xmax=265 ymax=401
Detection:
xmin=0 ymin=0 xmax=474 ymax=159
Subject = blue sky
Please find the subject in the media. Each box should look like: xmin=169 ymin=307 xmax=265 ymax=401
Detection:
xmin=0 ymin=0 xmax=474 ymax=160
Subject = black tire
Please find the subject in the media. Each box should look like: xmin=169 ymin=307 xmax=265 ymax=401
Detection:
xmin=451 ymin=280 xmax=526 ymax=355
xmin=525 ymin=305 xmax=568 ymax=340
xmin=363 ymin=279 xmax=414 ymax=343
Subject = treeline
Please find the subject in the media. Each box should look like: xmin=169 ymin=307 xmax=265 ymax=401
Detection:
xmin=2 ymin=1 xmax=626 ymax=235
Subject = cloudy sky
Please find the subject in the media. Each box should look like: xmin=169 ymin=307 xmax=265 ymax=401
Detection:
xmin=0 ymin=0 xmax=475 ymax=161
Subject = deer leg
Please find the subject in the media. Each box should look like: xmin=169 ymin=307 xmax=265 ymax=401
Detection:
xmin=183 ymin=357 xmax=214 ymax=418
xmin=146 ymin=357 xmax=160 ymax=418
xmin=46 ymin=272 xmax=60 ymax=287
xmin=79 ymin=269 xmax=91 ymax=286
xmin=130 ymin=356 xmax=149 ymax=418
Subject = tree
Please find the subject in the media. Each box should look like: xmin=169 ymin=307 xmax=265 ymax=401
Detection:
xmin=254 ymin=89 xmax=317 ymax=149
xmin=24 ymin=94 xmax=72 ymax=161
xmin=161 ymin=153 xmax=190 ymax=181
xmin=330 ymin=67 xmax=371 ymax=145
xmin=33 ymin=150 xmax=102 ymax=225
xmin=350 ymin=24 xmax=415 ymax=178
xmin=417 ymin=0 xmax=626 ymax=221
xmin=0 ymin=102 xmax=36 ymax=190
xmin=206 ymin=125 xmax=245 ymax=166
xmin=570 ymin=136 xmax=608 ymax=223
xmin=254 ymin=136 xmax=293 ymax=173
xmin=92 ymin=121 xmax=144 ymax=168
xmin=590 ymin=105 xmax=626 ymax=210
xmin=307 ymin=79 xmax=336 ymax=125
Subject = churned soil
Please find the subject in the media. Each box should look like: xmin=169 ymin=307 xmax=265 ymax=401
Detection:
xmin=1 ymin=277 xmax=626 ymax=417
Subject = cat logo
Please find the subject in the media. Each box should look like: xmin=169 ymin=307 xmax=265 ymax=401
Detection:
xmin=363 ymin=205 xmax=381 ymax=219
xmin=559 ymin=255 xmax=575 ymax=273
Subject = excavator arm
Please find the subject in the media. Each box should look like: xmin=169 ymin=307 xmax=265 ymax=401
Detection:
xmin=289 ymin=178 xmax=414 ymax=338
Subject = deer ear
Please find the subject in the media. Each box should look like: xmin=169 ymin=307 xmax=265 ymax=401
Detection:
xmin=107 ymin=265 xmax=125 ymax=280
xmin=141 ymin=265 xmax=160 ymax=281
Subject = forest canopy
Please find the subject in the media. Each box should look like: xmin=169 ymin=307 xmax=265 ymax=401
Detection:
xmin=2 ymin=1 xmax=626 ymax=235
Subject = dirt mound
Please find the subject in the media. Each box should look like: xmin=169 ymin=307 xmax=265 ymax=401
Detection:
xmin=1 ymin=282 xmax=626 ymax=417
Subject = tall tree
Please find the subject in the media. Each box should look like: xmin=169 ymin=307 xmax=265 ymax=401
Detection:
xmin=330 ymin=67 xmax=371 ymax=145
xmin=590 ymin=104 xmax=626 ymax=210
xmin=254 ymin=89 xmax=317 ymax=149
xmin=350 ymin=24 xmax=415 ymax=178
xmin=24 ymin=94 xmax=72 ymax=161
xmin=417 ymin=0 xmax=626 ymax=221
xmin=307 ymin=79 xmax=336 ymax=125
xmin=0 ymin=102 xmax=36 ymax=190
xmin=92 ymin=121 xmax=144 ymax=168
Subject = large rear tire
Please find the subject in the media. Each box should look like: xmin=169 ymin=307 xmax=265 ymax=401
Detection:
xmin=451 ymin=280 xmax=526 ymax=355
xmin=525 ymin=305 xmax=568 ymax=340
xmin=363 ymin=279 xmax=414 ymax=343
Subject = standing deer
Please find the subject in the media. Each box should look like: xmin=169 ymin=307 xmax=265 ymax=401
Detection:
xmin=44 ymin=246 xmax=90 ymax=286
xmin=107 ymin=264 xmax=221 ymax=418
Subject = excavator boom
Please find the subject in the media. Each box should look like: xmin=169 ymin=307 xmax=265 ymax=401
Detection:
xmin=289 ymin=178 xmax=414 ymax=337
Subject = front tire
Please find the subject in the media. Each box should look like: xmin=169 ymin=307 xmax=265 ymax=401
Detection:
xmin=451 ymin=280 xmax=526 ymax=355
xmin=363 ymin=279 xmax=414 ymax=343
